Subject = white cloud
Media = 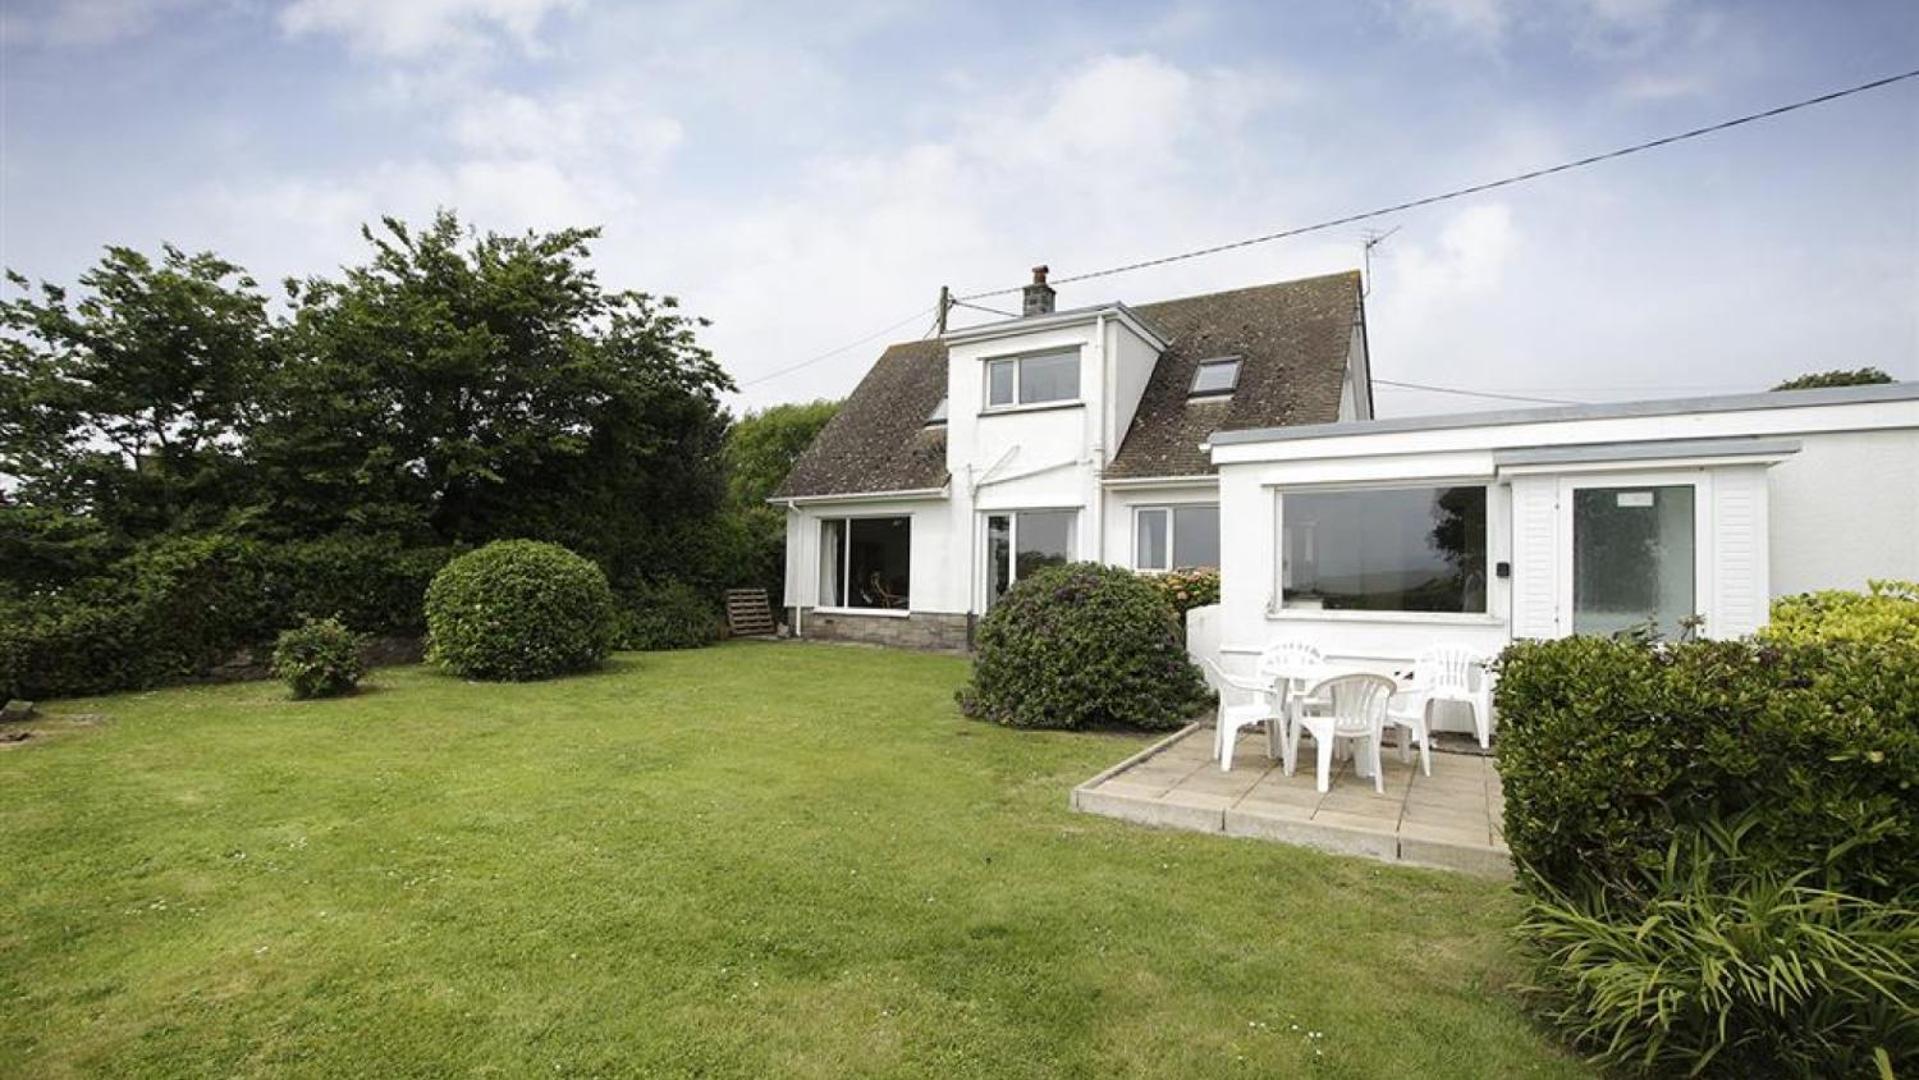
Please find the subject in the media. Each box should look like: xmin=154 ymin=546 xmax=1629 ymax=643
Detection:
xmin=1 ymin=0 xmax=224 ymax=46
xmin=278 ymin=0 xmax=577 ymax=58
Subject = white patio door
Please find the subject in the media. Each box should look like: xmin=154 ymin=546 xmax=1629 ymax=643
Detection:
xmin=1556 ymin=473 xmax=1711 ymax=640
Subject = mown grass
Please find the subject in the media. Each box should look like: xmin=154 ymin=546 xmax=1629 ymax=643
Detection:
xmin=0 ymin=642 xmax=1584 ymax=1078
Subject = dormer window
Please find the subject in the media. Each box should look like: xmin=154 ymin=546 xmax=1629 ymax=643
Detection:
xmin=985 ymin=348 xmax=1080 ymax=409
xmin=1189 ymin=357 xmax=1241 ymax=398
xmin=926 ymin=397 xmax=948 ymax=425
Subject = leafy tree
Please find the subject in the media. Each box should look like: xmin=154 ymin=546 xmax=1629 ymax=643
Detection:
xmin=253 ymin=213 xmax=733 ymax=586
xmin=0 ymin=245 xmax=271 ymax=539
xmin=722 ymin=399 xmax=839 ymax=508
xmin=1771 ymin=367 xmax=1893 ymax=391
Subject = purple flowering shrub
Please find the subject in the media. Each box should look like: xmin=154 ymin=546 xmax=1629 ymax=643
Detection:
xmin=958 ymin=561 xmax=1211 ymax=730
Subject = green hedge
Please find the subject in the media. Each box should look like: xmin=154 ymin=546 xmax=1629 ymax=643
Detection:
xmin=1495 ymin=634 xmax=1918 ymax=905
xmin=616 ymin=580 xmax=723 ymax=651
xmin=0 ymin=533 xmax=457 ymax=701
xmin=425 ymin=540 xmax=616 ymax=681
xmin=958 ymin=562 xmax=1210 ymax=731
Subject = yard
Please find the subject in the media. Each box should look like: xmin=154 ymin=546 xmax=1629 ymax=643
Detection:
xmin=0 ymin=642 xmax=1582 ymax=1078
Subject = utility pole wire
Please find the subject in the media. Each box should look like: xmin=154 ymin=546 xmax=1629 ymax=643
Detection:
xmin=737 ymin=69 xmax=1919 ymax=389
xmin=1374 ymin=379 xmax=1579 ymax=406
xmin=955 ymin=68 xmax=1919 ymax=301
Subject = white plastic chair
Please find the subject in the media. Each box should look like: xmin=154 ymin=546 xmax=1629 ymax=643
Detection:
xmin=1287 ymin=672 xmax=1395 ymax=794
xmin=1253 ymin=640 xmax=1325 ymax=771
xmin=1201 ymin=659 xmax=1282 ymax=772
xmin=1387 ymin=645 xmax=1495 ymax=758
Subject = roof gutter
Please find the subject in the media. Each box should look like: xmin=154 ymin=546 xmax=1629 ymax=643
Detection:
xmin=768 ymin=486 xmax=948 ymax=508
xmin=1101 ymin=473 xmax=1219 ymax=489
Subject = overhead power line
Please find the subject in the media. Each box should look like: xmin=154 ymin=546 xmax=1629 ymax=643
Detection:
xmin=738 ymin=307 xmax=935 ymax=389
xmin=1374 ymin=379 xmax=1579 ymax=406
xmin=956 ymin=68 xmax=1919 ymax=301
xmin=737 ymin=68 xmax=1919 ymax=388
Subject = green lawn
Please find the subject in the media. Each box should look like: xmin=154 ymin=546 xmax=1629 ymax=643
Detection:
xmin=0 ymin=642 xmax=1583 ymax=1078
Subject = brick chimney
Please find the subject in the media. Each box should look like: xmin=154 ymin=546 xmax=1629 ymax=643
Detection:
xmin=1022 ymin=265 xmax=1055 ymax=317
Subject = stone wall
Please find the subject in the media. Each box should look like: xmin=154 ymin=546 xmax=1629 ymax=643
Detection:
xmin=794 ymin=609 xmax=971 ymax=652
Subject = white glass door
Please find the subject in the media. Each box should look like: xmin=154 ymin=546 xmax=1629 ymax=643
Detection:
xmin=1565 ymin=481 xmax=1700 ymax=639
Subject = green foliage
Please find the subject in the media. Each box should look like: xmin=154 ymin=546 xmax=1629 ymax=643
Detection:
xmin=1495 ymin=633 xmax=1918 ymax=906
xmin=1518 ymin=817 xmax=1917 ymax=1078
xmin=0 ymin=506 xmax=127 ymax=599
xmin=616 ymin=580 xmax=723 ymax=651
xmin=1771 ymin=367 xmax=1894 ymax=391
xmin=1763 ymin=579 xmax=1919 ymax=648
xmin=0 ymin=595 xmax=149 ymax=701
xmin=959 ymin=562 xmax=1210 ymax=731
xmin=0 ymin=245 xmax=270 ymax=537
xmin=266 ymin=536 xmax=456 ymax=637
xmin=425 ymin=540 xmax=616 ymax=681
xmin=270 ymin=617 xmax=366 ymax=700
xmin=722 ymin=399 xmax=840 ymax=508
xmin=1146 ymin=567 xmax=1220 ymax=618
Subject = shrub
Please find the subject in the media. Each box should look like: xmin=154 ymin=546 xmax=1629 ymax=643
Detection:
xmin=958 ymin=561 xmax=1210 ymax=731
xmin=1146 ymin=567 xmax=1221 ymax=618
xmin=0 ymin=594 xmax=151 ymax=700
xmin=1495 ymin=634 xmax=1919 ymax=906
xmin=266 ymin=537 xmax=457 ymax=637
xmin=270 ymin=617 xmax=366 ymax=699
xmin=424 ymin=540 xmax=616 ymax=681
xmin=616 ymin=580 xmax=723 ymax=651
xmin=1518 ymin=817 xmax=1918 ymax=1078
xmin=1763 ymin=579 xmax=1919 ymax=648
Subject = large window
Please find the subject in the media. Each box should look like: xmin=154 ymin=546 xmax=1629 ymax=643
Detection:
xmin=1134 ymin=505 xmax=1220 ymax=571
xmin=985 ymin=349 xmax=1080 ymax=408
xmin=1280 ymin=486 xmax=1487 ymax=613
xmin=819 ymin=516 xmax=911 ymax=610
xmin=985 ymin=509 xmax=1077 ymax=606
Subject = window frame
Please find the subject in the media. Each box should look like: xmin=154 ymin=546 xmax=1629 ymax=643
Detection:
xmin=816 ymin=513 xmax=913 ymax=616
xmin=1132 ymin=503 xmax=1221 ymax=572
xmin=981 ymin=507 xmax=1079 ymax=608
xmin=1270 ymin=481 xmax=1495 ymax=622
xmin=982 ymin=347 xmax=1082 ymax=411
xmin=1188 ymin=357 xmax=1242 ymax=398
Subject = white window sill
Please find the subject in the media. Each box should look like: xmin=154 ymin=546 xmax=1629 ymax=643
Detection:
xmin=980 ymin=400 xmax=1084 ymax=416
xmin=813 ymin=606 xmax=913 ymax=619
xmin=1265 ymin=607 xmax=1504 ymax=627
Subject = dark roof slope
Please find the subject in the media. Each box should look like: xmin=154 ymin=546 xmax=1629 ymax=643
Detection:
xmin=774 ymin=340 xmax=950 ymax=498
xmin=773 ymin=270 xmax=1361 ymax=496
xmin=1107 ymin=271 xmax=1360 ymax=478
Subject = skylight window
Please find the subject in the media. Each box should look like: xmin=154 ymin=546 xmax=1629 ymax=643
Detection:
xmin=926 ymin=397 xmax=948 ymax=425
xmin=1189 ymin=357 xmax=1241 ymax=398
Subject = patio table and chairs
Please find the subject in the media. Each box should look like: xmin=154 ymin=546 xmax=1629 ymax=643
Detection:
xmin=1207 ymin=642 xmax=1496 ymax=793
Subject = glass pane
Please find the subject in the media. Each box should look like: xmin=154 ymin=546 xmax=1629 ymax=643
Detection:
xmin=1190 ymin=359 xmax=1239 ymax=396
xmin=926 ymin=397 xmax=948 ymax=424
xmin=819 ymin=518 xmax=845 ymax=607
xmin=1573 ymin=486 xmax=1695 ymax=638
xmin=1018 ymin=351 xmax=1079 ymax=404
xmin=1172 ymin=505 xmax=1220 ymax=569
xmin=986 ymin=361 xmax=1016 ymax=407
xmin=1135 ymin=509 xmax=1168 ymax=570
xmin=1015 ymin=510 xmax=1075 ymax=580
xmin=1281 ymin=486 xmax=1486 ymax=612
xmin=847 ymin=517 xmax=911 ymax=610
xmin=986 ymin=514 xmax=1012 ymax=607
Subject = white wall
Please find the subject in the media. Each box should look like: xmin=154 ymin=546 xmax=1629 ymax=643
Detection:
xmin=1768 ymin=428 xmax=1919 ymax=594
xmin=1101 ymin=483 xmax=1219 ymax=569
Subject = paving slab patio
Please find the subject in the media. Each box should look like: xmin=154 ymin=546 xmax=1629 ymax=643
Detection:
xmin=1070 ymin=723 xmax=1511 ymax=877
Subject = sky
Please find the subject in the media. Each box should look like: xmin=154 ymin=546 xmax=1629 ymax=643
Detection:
xmin=2 ymin=0 xmax=1916 ymax=416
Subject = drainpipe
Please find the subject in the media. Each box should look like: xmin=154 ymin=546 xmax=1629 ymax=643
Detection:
xmin=1091 ymin=313 xmax=1108 ymax=562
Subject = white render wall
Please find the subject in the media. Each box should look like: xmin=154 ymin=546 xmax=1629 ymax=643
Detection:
xmin=1205 ymin=391 xmax=1919 ymax=731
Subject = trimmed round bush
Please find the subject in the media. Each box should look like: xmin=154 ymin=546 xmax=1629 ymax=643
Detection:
xmin=959 ymin=561 xmax=1211 ymax=731
xmin=424 ymin=540 xmax=616 ymax=681
xmin=616 ymin=580 xmax=723 ymax=651
xmin=271 ymin=616 xmax=366 ymax=699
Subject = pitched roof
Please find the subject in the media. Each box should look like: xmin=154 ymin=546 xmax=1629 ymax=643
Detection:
xmin=773 ymin=270 xmax=1361 ymax=497
xmin=774 ymin=339 xmax=950 ymax=498
xmin=1107 ymin=271 xmax=1361 ymax=478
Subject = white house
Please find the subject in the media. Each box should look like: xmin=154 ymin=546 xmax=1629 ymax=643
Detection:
xmin=1199 ymin=381 xmax=1919 ymax=732
xmin=773 ymin=267 xmax=1374 ymax=649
